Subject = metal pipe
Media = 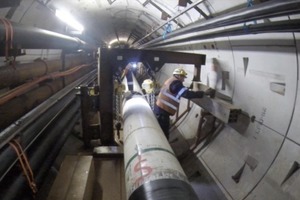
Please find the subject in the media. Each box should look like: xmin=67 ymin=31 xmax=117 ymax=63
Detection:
xmin=35 ymin=112 xmax=81 ymax=197
xmin=0 ymin=71 xmax=96 ymax=181
xmin=122 ymin=95 xmax=198 ymax=200
xmin=132 ymin=0 xmax=204 ymax=46
xmin=147 ymin=19 xmax=300 ymax=48
xmin=0 ymin=99 xmax=81 ymax=200
xmin=0 ymin=63 xmax=94 ymax=106
xmin=0 ymin=54 xmax=89 ymax=89
xmin=0 ymin=20 xmax=95 ymax=50
xmin=0 ymin=64 xmax=92 ymax=130
xmin=139 ymin=0 xmax=300 ymax=48
xmin=0 ymin=64 xmax=94 ymax=129
xmin=0 ymin=70 xmax=96 ymax=149
xmin=0 ymin=59 xmax=61 ymax=89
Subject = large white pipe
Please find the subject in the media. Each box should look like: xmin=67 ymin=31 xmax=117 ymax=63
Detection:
xmin=122 ymin=94 xmax=198 ymax=200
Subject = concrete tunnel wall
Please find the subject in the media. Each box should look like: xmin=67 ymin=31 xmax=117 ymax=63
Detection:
xmin=1 ymin=1 xmax=300 ymax=199
xmin=155 ymin=32 xmax=300 ymax=200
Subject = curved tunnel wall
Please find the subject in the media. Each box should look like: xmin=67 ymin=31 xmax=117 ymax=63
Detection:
xmin=0 ymin=1 xmax=299 ymax=200
xmin=155 ymin=31 xmax=300 ymax=200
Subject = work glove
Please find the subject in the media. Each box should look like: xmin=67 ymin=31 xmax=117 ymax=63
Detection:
xmin=205 ymin=88 xmax=215 ymax=98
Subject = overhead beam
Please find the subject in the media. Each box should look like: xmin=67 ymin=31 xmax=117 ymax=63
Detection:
xmin=132 ymin=0 xmax=204 ymax=46
xmin=150 ymin=1 xmax=184 ymax=28
xmin=142 ymin=0 xmax=151 ymax=6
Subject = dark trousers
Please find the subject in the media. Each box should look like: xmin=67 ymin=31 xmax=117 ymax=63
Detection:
xmin=156 ymin=113 xmax=170 ymax=139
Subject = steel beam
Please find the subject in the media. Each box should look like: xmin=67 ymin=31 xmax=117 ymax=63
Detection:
xmin=191 ymin=83 xmax=241 ymax=123
xmin=98 ymin=48 xmax=205 ymax=145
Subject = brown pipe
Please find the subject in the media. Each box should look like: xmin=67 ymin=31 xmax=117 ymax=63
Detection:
xmin=0 ymin=64 xmax=95 ymax=130
xmin=0 ymin=54 xmax=89 ymax=89
xmin=0 ymin=63 xmax=94 ymax=106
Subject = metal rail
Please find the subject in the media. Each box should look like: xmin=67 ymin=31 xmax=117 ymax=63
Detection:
xmin=139 ymin=0 xmax=300 ymax=48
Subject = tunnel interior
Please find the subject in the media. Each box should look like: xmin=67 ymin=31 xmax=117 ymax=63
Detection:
xmin=1 ymin=0 xmax=300 ymax=200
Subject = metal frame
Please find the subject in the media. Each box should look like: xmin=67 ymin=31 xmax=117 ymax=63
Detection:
xmin=98 ymin=48 xmax=206 ymax=145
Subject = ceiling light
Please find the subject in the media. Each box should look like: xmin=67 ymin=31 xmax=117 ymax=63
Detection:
xmin=55 ymin=9 xmax=84 ymax=33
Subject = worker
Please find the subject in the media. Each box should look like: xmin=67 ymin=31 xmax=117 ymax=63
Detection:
xmin=154 ymin=68 xmax=215 ymax=140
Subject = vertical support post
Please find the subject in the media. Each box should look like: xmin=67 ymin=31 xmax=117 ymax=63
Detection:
xmin=98 ymin=48 xmax=114 ymax=145
xmin=192 ymin=64 xmax=201 ymax=90
xmin=97 ymin=48 xmax=101 ymax=89
xmin=79 ymin=86 xmax=91 ymax=147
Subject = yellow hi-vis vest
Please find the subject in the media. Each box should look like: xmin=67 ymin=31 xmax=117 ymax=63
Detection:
xmin=156 ymin=77 xmax=187 ymax=115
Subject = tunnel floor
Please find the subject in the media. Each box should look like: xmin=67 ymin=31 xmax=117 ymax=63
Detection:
xmin=38 ymin=130 xmax=227 ymax=200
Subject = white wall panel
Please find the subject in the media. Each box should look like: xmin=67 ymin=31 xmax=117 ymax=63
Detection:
xmin=232 ymin=45 xmax=297 ymax=135
xmin=199 ymin=123 xmax=284 ymax=199
xmin=245 ymin=140 xmax=300 ymax=200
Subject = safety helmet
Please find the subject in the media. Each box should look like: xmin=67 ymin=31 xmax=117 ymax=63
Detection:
xmin=173 ymin=68 xmax=187 ymax=77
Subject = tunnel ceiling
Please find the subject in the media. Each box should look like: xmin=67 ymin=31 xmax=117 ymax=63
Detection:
xmin=49 ymin=0 xmax=213 ymax=48
xmin=42 ymin=0 xmax=224 ymax=48
xmin=2 ymin=0 xmax=271 ymax=48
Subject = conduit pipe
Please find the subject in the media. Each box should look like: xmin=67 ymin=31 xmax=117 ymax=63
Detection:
xmin=35 ymin=112 xmax=81 ymax=198
xmin=0 ymin=62 xmax=94 ymax=106
xmin=147 ymin=19 xmax=300 ymax=48
xmin=0 ymin=20 xmax=95 ymax=50
xmin=0 ymin=64 xmax=95 ymax=129
xmin=122 ymin=95 xmax=198 ymax=200
xmin=139 ymin=0 xmax=300 ymax=48
xmin=0 ymin=99 xmax=81 ymax=200
xmin=0 ymin=70 xmax=96 ymax=181
xmin=0 ymin=54 xmax=90 ymax=89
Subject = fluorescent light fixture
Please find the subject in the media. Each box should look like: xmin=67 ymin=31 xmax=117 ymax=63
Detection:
xmin=55 ymin=9 xmax=84 ymax=33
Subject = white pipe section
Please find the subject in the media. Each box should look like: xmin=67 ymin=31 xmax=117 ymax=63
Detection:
xmin=122 ymin=95 xmax=198 ymax=199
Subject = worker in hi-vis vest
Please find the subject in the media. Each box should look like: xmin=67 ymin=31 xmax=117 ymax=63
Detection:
xmin=154 ymin=68 xmax=215 ymax=139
